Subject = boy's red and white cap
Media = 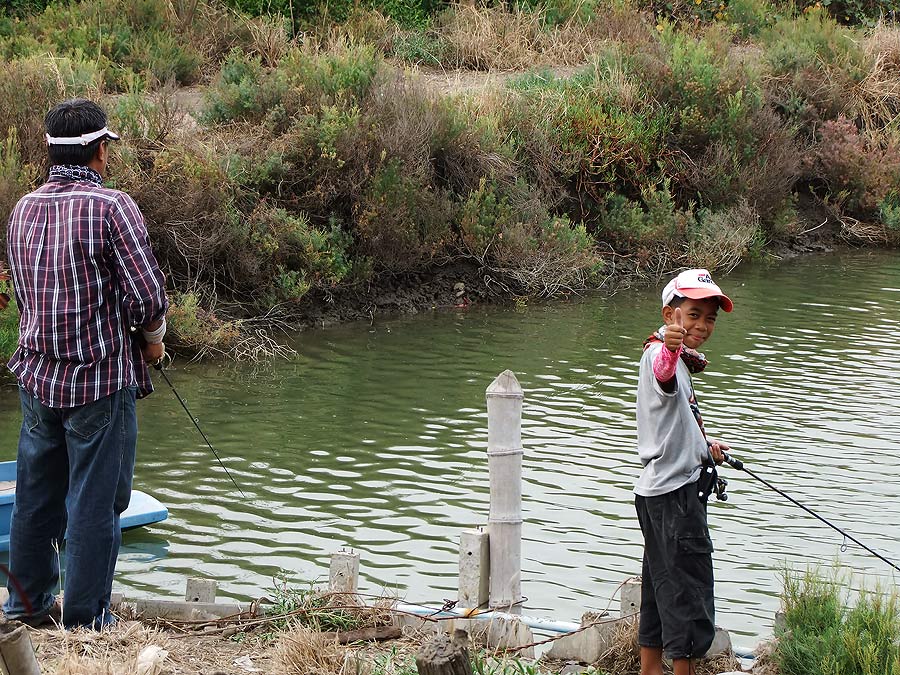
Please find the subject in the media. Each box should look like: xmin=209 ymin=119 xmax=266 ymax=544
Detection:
xmin=662 ymin=268 xmax=733 ymax=312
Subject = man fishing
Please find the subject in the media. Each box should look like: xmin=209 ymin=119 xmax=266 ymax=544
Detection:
xmin=3 ymin=98 xmax=168 ymax=629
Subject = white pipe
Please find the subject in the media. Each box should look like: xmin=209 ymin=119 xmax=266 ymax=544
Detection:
xmin=394 ymin=602 xmax=758 ymax=660
xmin=396 ymin=602 xmax=579 ymax=634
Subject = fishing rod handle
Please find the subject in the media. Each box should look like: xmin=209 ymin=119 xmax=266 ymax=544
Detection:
xmin=722 ymin=452 xmax=744 ymax=471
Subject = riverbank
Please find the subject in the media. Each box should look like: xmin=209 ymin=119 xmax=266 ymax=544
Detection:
xmin=0 ymin=0 xmax=898 ymax=359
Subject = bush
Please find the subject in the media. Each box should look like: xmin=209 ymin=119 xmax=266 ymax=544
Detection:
xmin=166 ymin=291 xmax=243 ymax=357
xmin=762 ymin=8 xmax=869 ymax=129
xmin=652 ymin=23 xmax=762 ymax=153
xmin=202 ymin=50 xmax=288 ymax=124
xmin=805 ymin=117 xmax=900 ymax=216
xmin=0 ymin=0 xmax=206 ymax=89
xmin=354 ymin=161 xmax=454 ymax=272
xmin=675 ymin=107 xmax=802 ymax=223
xmin=685 ymin=200 xmax=763 ymax=272
xmin=776 ymin=568 xmax=900 ymax=675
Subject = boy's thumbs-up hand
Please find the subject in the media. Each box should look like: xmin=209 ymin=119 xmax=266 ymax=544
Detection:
xmin=664 ymin=306 xmax=687 ymax=352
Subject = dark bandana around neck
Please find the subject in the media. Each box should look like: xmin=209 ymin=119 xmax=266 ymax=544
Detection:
xmin=643 ymin=326 xmax=709 ymax=374
xmin=49 ymin=165 xmax=103 ymax=186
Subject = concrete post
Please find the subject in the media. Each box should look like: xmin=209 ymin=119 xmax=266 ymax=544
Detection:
xmin=329 ymin=550 xmax=360 ymax=594
xmin=486 ymin=370 xmax=524 ymax=614
xmin=620 ymin=577 xmax=641 ymax=618
xmin=458 ymin=528 xmax=490 ymax=609
xmin=185 ymin=578 xmax=217 ymax=604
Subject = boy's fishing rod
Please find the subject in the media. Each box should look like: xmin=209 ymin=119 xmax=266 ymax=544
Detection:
xmin=721 ymin=452 xmax=899 ymax=574
xmin=153 ymin=361 xmax=247 ymax=498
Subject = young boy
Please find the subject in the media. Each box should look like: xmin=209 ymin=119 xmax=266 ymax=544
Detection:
xmin=634 ymin=268 xmax=733 ymax=675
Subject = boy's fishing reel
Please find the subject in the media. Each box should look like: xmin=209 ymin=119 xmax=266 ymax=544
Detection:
xmin=697 ymin=462 xmax=729 ymax=503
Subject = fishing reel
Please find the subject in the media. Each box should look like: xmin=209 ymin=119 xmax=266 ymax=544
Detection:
xmin=713 ymin=474 xmax=729 ymax=501
xmin=697 ymin=462 xmax=729 ymax=503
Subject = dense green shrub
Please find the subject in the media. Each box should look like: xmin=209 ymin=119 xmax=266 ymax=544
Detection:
xmin=202 ymin=50 xmax=289 ymax=123
xmin=761 ymin=8 xmax=869 ymax=129
xmin=776 ymin=569 xmax=900 ymax=675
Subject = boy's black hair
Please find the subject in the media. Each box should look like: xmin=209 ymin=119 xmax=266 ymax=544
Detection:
xmin=45 ymin=99 xmax=108 ymax=166
xmin=666 ymin=296 xmax=688 ymax=309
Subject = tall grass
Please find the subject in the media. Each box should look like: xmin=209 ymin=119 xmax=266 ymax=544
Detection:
xmin=776 ymin=568 xmax=900 ymax=675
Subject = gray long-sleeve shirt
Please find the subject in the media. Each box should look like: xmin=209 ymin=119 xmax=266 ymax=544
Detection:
xmin=634 ymin=342 xmax=708 ymax=497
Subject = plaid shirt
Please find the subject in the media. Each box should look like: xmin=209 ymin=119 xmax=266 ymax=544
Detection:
xmin=6 ymin=165 xmax=168 ymax=408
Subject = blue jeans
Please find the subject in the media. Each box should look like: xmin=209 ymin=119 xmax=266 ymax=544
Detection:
xmin=3 ymin=386 xmax=137 ymax=629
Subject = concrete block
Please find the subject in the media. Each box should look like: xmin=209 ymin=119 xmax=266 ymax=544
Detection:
xmin=185 ymin=578 xmax=217 ymax=603
xmin=704 ymin=627 xmax=732 ymax=658
xmin=442 ymin=616 xmax=535 ymax=659
xmin=459 ymin=528 xmax=490 ymax=609
xmin=131 ymin=599 xmax=248 ymax=621
xmin=544 ymin=619 xmax=624 ymax=663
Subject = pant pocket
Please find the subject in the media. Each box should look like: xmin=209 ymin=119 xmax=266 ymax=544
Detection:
xmin=677 ymin=535 xmax=714 ymax=556
xmin=67 ymin=395 xmax=112 ymax=439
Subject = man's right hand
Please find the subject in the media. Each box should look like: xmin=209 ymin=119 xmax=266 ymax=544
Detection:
xmin=142 ymin=341 xmax=165 ymax=365
xmin=664 ymin=306 xmax=687 ymax=352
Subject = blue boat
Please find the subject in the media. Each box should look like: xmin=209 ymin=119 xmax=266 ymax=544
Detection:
xmin=0 ymin=460 xmax=168 ymax=553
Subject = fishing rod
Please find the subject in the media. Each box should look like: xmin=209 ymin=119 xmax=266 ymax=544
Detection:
xmin=721 ymin=451 xmax=900 ymax=575
xmin=153 ymin=361 xmax=247 ymax=498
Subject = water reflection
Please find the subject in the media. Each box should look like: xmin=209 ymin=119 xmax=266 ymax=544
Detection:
xmin=1 ymin=251 xmax=898 ymax=641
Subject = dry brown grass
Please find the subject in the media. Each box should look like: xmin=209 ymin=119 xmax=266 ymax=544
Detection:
xmin=850 ymin=23 xmax=900 ymax=134
xmin=274 ymin=623 xmax=347 ymax=674
xmin=430 ymin=2 xmax=651 ymax=71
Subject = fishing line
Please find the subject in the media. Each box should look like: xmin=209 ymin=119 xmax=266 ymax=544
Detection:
xmin=153 ymin=362 xmax=247 ymax=498
xmin=723 ymin=452 xmax=899 ymax=574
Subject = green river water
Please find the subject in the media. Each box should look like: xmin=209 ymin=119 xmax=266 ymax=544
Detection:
xmin=1 ymin=250 xmax=899 ymax=643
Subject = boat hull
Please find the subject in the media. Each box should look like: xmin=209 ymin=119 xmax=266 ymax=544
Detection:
xmin=0 ymin=460 xmax=168 ymax=553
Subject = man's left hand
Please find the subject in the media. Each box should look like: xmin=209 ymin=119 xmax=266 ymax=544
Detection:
xmin=142 ymin=341 xmax=165 ymax=366
xmin=708 ymin=438 xmax=729 ymax=465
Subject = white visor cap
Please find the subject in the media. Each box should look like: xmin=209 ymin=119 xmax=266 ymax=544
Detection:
xmin=46 ymin=126 xmax=120 ymax=146
xmin=661 ymin=268 xmax=734 ymax=312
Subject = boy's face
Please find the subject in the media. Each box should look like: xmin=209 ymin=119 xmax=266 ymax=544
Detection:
xmin=662 ymin=297 xmax=720 ymax=349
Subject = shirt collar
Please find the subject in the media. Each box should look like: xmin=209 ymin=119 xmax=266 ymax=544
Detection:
xmin=48 ymin=164 xmax=103 ymax=187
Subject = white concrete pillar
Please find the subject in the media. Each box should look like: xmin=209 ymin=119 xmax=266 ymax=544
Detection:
xmin=458 ymin=528 xmax=490 ymax=609
xmin=486 ymin=370 xmax=524 ymax=614
xmin=329 ymin=550 xmax=360 ymax=594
